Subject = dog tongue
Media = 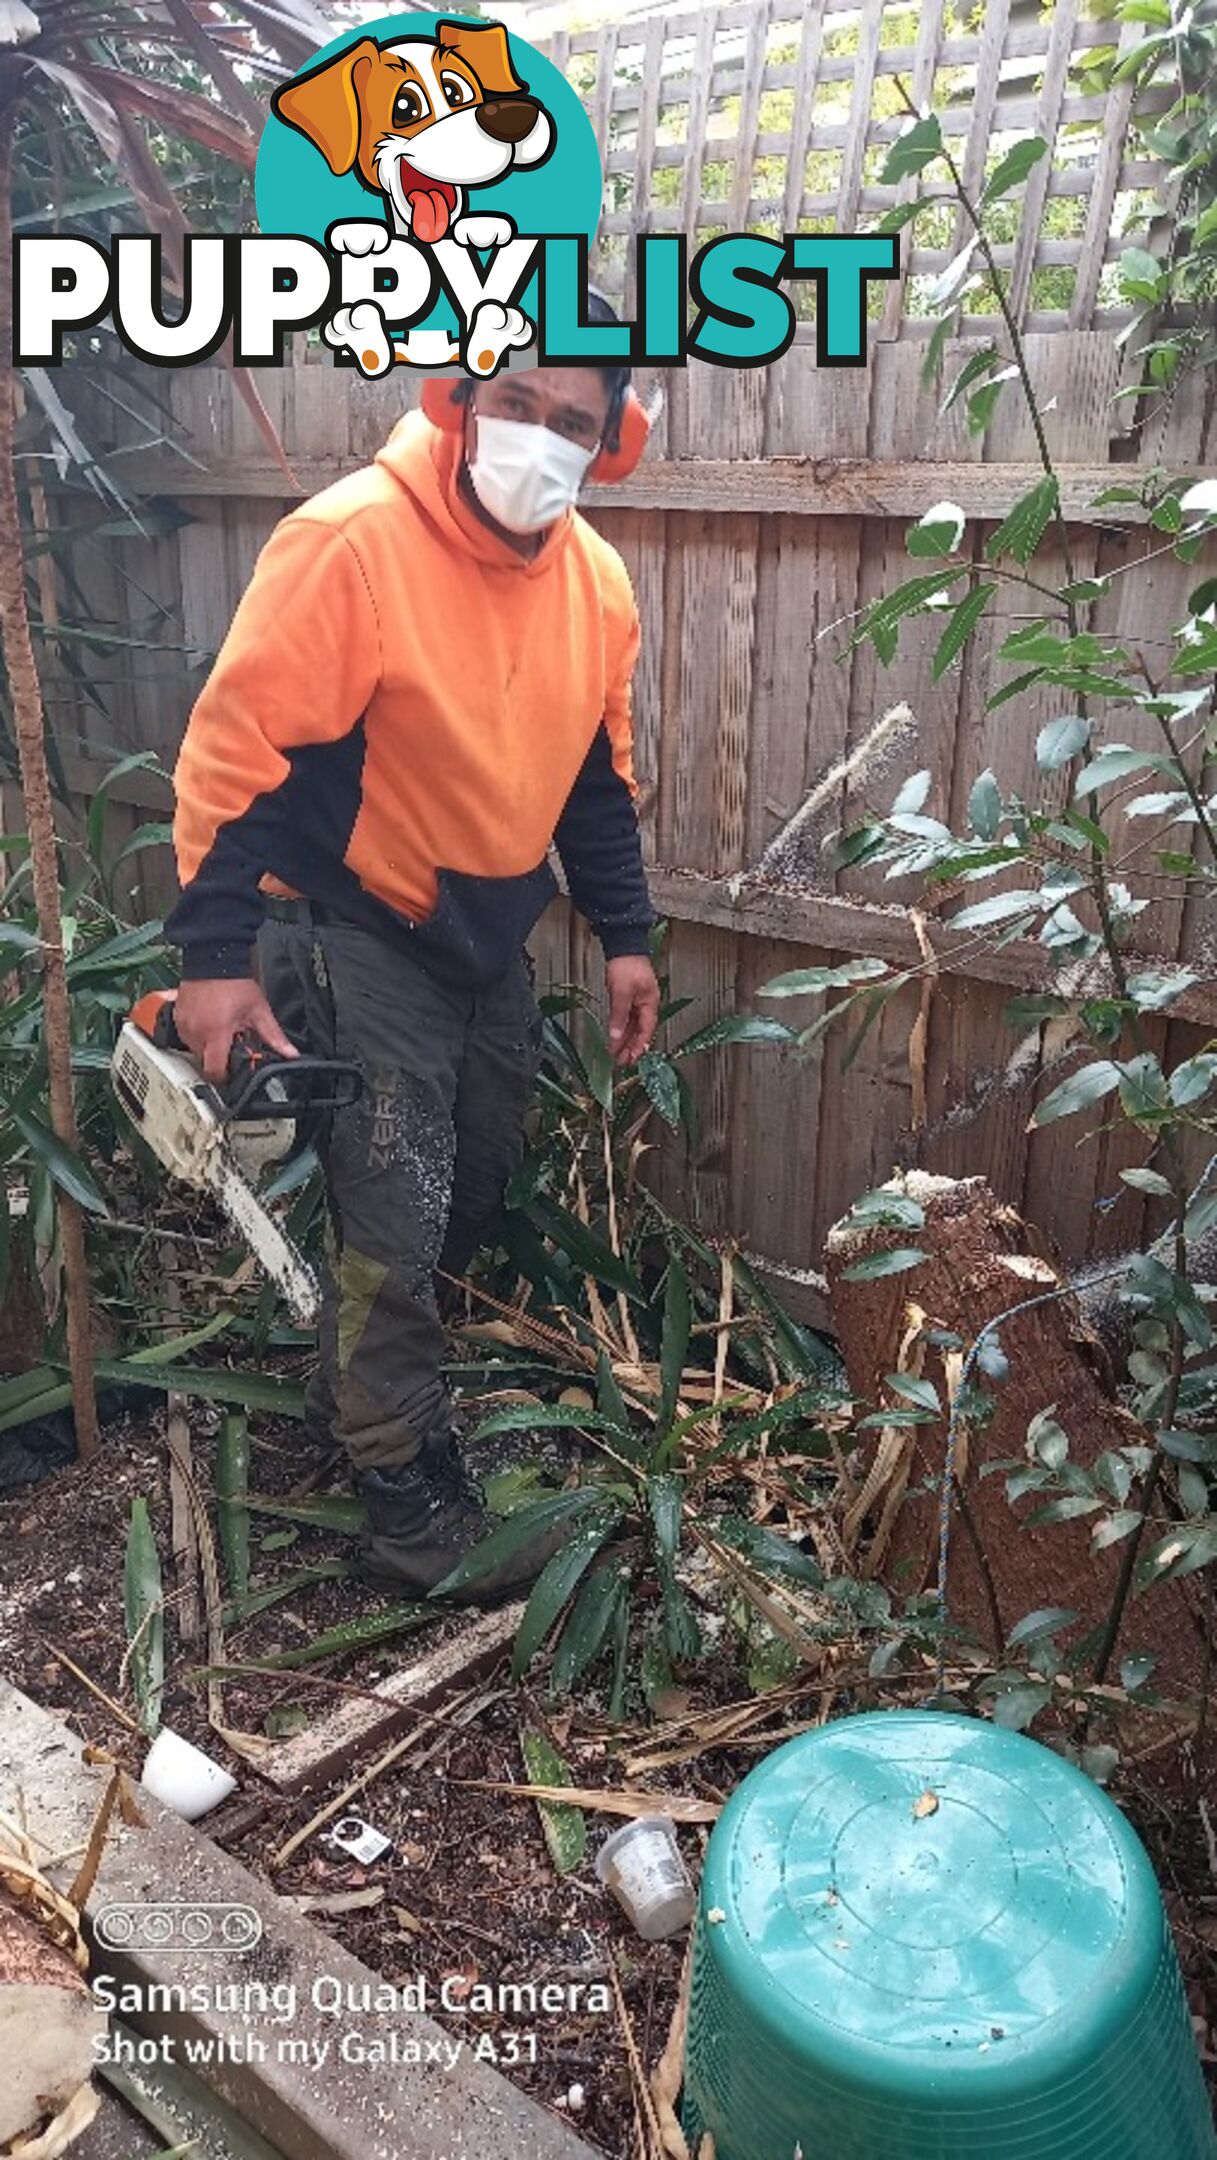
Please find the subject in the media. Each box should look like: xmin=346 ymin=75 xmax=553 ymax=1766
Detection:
xmin=409 ymin=188 xmax=451 ymax=243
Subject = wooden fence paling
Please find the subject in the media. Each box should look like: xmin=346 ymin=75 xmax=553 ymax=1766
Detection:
xmin=26 ymin=2 xmax=1212 ymax=1294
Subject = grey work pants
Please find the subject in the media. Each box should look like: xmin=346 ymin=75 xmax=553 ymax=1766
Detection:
xmin=257 ymin=910 xmax=542 ymax=1472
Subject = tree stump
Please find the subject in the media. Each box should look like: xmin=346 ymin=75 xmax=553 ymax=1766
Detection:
xmin=0 ymin=1886 xmax=104 ymax=2147
xmin=825 ymin=1172 xmax=1205 ymax=1697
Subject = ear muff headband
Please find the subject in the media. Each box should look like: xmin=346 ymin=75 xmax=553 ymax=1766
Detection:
xmin=421 ymin=376 xmax=650 ymax=482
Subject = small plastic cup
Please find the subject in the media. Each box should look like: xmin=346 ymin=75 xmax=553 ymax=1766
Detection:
xmin=141 ymin=1727 xmax=237 ymax=1822
xmin=595 ymin=1815 xmax=696 ymax=1941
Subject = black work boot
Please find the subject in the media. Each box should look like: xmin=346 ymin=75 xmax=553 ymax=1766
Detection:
xmin=357 ymin=1428 xmax=568 ymax=1603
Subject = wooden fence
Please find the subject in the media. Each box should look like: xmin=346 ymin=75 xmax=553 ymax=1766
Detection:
xmin=11 ymin=0 xmax=1217 ymax=1317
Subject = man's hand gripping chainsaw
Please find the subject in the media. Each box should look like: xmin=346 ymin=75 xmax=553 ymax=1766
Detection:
xmin=111 ymin=991 xmax=362 ymax=1327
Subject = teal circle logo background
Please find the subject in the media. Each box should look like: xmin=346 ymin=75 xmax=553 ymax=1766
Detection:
xmin=255 ymin=11 xmax=604 ymax=343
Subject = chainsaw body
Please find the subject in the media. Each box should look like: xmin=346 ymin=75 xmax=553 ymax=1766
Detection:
xmin=111 ymin=992 xmax=361 ymax=1326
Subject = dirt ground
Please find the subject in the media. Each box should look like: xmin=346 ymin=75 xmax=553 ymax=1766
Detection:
xmin=2 ymin=1404 xmax=1214 ymax=2158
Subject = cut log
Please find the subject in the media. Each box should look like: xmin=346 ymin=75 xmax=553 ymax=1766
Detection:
xmin=825 ymin=1173 xmax=1206 ymax=1696
xmin=0 ymin=1887 xmax=104 ymax=2146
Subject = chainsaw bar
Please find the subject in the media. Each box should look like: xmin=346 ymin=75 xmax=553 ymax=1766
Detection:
xmin=207 ymin=1151 xmax=320 ymax=1329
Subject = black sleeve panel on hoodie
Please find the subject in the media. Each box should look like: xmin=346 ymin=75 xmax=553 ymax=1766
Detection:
xmin=554 ymin=722 xmax=656 ymax=960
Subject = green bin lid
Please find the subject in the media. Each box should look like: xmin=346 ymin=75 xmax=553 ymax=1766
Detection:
xmin=683 ymin=1710 xmax=1215 ymax=2160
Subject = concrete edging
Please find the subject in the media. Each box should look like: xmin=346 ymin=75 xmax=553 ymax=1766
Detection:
xmin=0 ymin=1682 xmax=600 ymax=2160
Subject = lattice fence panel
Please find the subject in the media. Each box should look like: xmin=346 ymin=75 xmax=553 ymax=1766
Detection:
xmin=525 ymin=0 xmax=1173 ymax=338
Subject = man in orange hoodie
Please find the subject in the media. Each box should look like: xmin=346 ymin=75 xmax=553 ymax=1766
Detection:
xmin=167 ymin=306 xmax=659 ymax=1599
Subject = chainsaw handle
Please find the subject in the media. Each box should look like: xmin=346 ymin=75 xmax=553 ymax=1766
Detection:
xmin=223 ymin=1052 xmax=363 ymax=1123
xmin=131 ymin=992 xmax=362 ymax=1118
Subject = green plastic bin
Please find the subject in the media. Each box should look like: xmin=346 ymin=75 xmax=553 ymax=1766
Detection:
xmin=683 ymin=1710 xmax=1215 ymax=2159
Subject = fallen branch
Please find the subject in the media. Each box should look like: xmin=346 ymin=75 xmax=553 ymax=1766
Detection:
xmin=453 ymin=1781 xmax=719 ymax=1823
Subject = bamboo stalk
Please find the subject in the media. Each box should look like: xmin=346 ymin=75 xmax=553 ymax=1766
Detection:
xmin=0 ymin=96 xmax=97 ymax=1461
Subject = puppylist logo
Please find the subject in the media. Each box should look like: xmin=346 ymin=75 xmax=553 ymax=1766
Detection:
xmin=13 ymin=9 xmax=901 ymax=382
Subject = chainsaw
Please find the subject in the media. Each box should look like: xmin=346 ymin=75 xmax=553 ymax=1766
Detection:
xmin=111 ymin=991 xmax=362 ymax=1327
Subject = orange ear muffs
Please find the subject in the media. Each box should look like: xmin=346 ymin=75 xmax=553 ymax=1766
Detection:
xmin=421 ymin=376 xmax=469 ymax=435
xmin=588 ymin=388 xmax=650 ymax=483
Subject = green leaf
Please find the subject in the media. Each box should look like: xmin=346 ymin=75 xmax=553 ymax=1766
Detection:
xmin=1120 ymin=1167 xmax=1172 ymax=1196
xmin=1029 ymin=1060 xmax=1120 ymax=1128
xmin=1120 ymin=1654 xmax=1156 ymax=1693
xmin=259 ymin=1605 xmax=434 ymax=1669
xmin=472 ymin=1403 xmax=622 ymax=1442
xmin=1138 ymin=1524 xmax=1217 ymax=1587
xmin=714 ymin=1515 xmax=822 ymax=1585
xmin=637 ymin=1050 xmax=681 ymax=1127
xmin=1116 ymin=1052 xmax=1169 ymax=1122
xmin=1119 ymin=245 xmax=1166 ymax=300
xmin=950 ymin=887 xmax=1044 ymax=930
xmin=932 ymin=583 xmax=996 ymax=680
xmin=658 ymin=1258 xmax=693 ymax=1442
xmin=1125 ymin=968 xmax=1196 ymax=1012
xmin=111 ymin=821 xmax=174 ymax=870
xmin=648 ymin=1473 xmax=683 ymax=1564
xmin=876 ymin=197 xmax=936 ymax=234
xmin=1160 ymin=1430 xmax=1217 ymax=1464
xmin=920 ymin=311 xmax=952 ymax=388
xmin=215 ymin=1412 xmax=250 ymax=1606
xmin=552 ymin=1558 xmax=629 ymax=1691
xmin=675 ymin=1014 xmax=793 ymax=1056
xmin=658 ymin=1559 xmax=702 ymax=1666
xmin=578 ymin=1013 xmax=615 ymax=1112
xmin=851 ymin=571 xmax=968 ymax=656
xmin=1037 ymin=715 xmax=1091 ymax=770
xmin=966 ymin=377 xmax=1010 ymax=436
xmin=840 ymin=1247 xmax=927 ymax=1282
xmin=985 ymin=476 xmax=1058 ymax=564
xmin=1026 ymin=1495 xmax=1103 ymax=1524
xmin=759 ymin=958 xmax=888 ymax=999
xmin=848 ymin=1188 xmax=925 ymax=1230
xmin=1169 ymin=1054 xmax=1217 ymax=1107
xmin=886 ymin=1373 xmax=941 ymax=1414
xmin=1028 ymin=1407 xmax=1069 ymax=1469
xmin=1074 ymin=747 xmax=1172 ymax=795
xmin=967 ymin=770 xmax=1002 ymax=841
xmin=124 ymin=1497 xmax=164 ymax=1739
xmin=519 ymin=1728 xmax=586 ymax=1873
xmin=941 ymin=344 xmax=999 ymax=414
xmin=891 ymin=769 xmax=932 ymax=815
xmin=990 ymin=1678 xmax=1052 ymax=1731
xmin=511 ymin=1504 xmax=621 ymax=1678
xmin=1093 ymin=1510 xmax=1143 ymax=1550
xmin=881 ymin=113 xmax=943 ymax=183
xmin=908 ymin=502 xmax=966 ymax=558
xmin=243 ymin=1493 xmax=366 ymax=1534
xmin=1007 ymin=1605 xmax=1078 ymax=1647
xmin=1004 ymin=993 xmax=1073 ymax=1032
xmin=483 ymin=1464 xmax=554 ymax=1517
xmin=526 ymin=1195 xmax=644 ymax=1300
xmin=10 ymin=1108 xmax=107 ymax=1214
xmin=595 ymin=1349 xmax=633 ymax=1437
xmin=87 ymin=750 xmax=163 ymax=869
xmin=981 ymin=136 xmax=1048 ymax=204
xmin=224 ymin=1560 xmax=350 ymax=1628
xmin=85 ymin=1358 xmax=306 ymax=1417
xmin=433 ymin=1488 xmax=611 ymax=1597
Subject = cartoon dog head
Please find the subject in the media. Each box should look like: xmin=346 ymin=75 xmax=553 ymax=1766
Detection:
xmin=272 ymin=19 xmax=554 ymax=244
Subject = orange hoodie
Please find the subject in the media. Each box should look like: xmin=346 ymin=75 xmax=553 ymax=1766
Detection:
xmin=166 ymin=411 xmax=653 ymax=988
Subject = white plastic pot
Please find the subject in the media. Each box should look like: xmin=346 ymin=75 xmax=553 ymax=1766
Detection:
xmin=141 ymin=1727 xmax=236 ymax=1821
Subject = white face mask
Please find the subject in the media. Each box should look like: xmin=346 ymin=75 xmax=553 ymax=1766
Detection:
xmin=467 ymin=416 xmax=596 ymax=535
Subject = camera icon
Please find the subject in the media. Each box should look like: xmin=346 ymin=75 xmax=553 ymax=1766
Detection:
xmin=93 ymin=1902 xmax=262 ymax=1954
